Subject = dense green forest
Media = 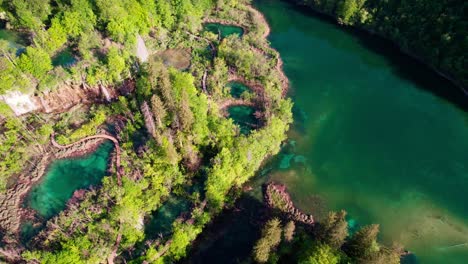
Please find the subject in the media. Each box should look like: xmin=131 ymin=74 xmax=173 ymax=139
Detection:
xmin=0 ymin=0 xmax=214 ymax=94
xmin=289 ymin=0 xmax=468 ymax=88
xmin=0 ymin=0 xmax=295 ymax=262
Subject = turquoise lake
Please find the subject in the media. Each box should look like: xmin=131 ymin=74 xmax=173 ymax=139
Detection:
xmin=254 ymin=1 xmax=468 ymax=263
xmin=26 ymin=142 xmax=113 ymax=219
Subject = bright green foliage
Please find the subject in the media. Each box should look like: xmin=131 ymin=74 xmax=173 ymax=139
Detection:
xmin=17 ymin=47 xmax=53 ymax=80
xmin=106 ymin=47 xmax=127 ymax=82
xmin=205 ymin=116 xmax=290 ymax=208
xmin=253 ymin=218 xmax=283 ymax=263
xmin=36 ymin=18 xmax=67 ymax=54
xmin=1 ymin=0 xmax=216 ymax=94
xmin=218 ymin=37 xmax=270 ymax=81
xmin=62 ymin=0 xmax=97 ymax=38
xmin=154 ymin=1 xmax=175 ymax=29
xmin=0 ymin=48 xmax=31 ymax=93
xmin=96 ymin=0 xmax=147 ymax=43
xmin=56 ymin=108 xmax=107 ymax=144
xmin=170 ymin=69 xmax=209 ymax=143
xmin=298 ymin=243 xmax=341 ymax=264
xmin=337 ymin=0 xmax=359 ymax=24
xmin=168 ymin=221 xmax=203 ymax=260
xmin=0 ymin=113 xmax=61 ymax=191
xmin=209 ymin=57 xmax=229 ymax=98
xmin=6 ymin=0 xmax=51 ymax=30
xmin=0 ymin=120 xmax=26 ymax=190
xmin=6 ymin=1 xmax=295 ymax=263
xmin=317 ymin=210 xmax=348 ymax=249
xmin=37 ymin=124 xmax=54 ymax=144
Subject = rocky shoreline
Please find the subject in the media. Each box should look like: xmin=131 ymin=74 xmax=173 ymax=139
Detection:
xmin=264 ymin=182 xmax=314 ymax=225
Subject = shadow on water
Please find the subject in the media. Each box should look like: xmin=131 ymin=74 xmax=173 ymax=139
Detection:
xmin=181 ymin=194 xmax=268 ymax=264
xmin=52 ymin=48 xmax=78 ymax=68
xmin=228 ymin=105 xmax=258 ymax=135
xmin=351 ymin=30 xmax=467 ymax=112
xmin=276 ymin=0 xmax=467 ymax=111
xmin=144 ymin=197 xmax=191 ymax=240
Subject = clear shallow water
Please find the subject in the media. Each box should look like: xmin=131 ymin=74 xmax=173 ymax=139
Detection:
xmin=0 ymin=29 xmax=26 ymax=53
xmin=145 ymin=197 xmax=191 ymax=239
xmin=227 ymin=81 xmax=251 ymax=98
xmin=26 ymin=142 xmax=113 ymax=219
xmin=255 ymin=0 xmax=468 ymax=263
xmin=227 ymin=105 xmax=257 ymax=135
xmin=52 ymin=48 xmax=77 ymax=68
xmin=204 ymin=23 xmax=244 ymax=38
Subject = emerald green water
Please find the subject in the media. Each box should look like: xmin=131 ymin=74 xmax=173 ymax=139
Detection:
xmin=52 ymin=48 xmax=77 ymax=68
xmin=0 ymin=29 xmax=26 ymax=51
xmin=145 ymin=197 xmax=191 ymax=239
xmin=26 ymin=142 xmax=113 ymax=219
xmin=253 ymin=1 xmax=468 ymax=263
xmin=0 ymin=29 xmax=20 ymax=43
xmin=227 ymin=81 xmax=251 ymax=99
xmin=204 ymin=23 xmax=244 ymax=38
xmin=227 ymin=105 xmax=257 ymax=135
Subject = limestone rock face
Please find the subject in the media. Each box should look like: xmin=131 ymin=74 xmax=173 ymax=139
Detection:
xmin=0 ymin=91 xmax=39 ymax=115
xmin=1 ymin=81 xmax=130 ymax=116
xmin=136 ymin=35 xmax=149 ymax=62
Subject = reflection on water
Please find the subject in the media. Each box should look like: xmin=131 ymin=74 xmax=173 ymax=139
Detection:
xmin=255 ymin=0 xmax=468 ymax=262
